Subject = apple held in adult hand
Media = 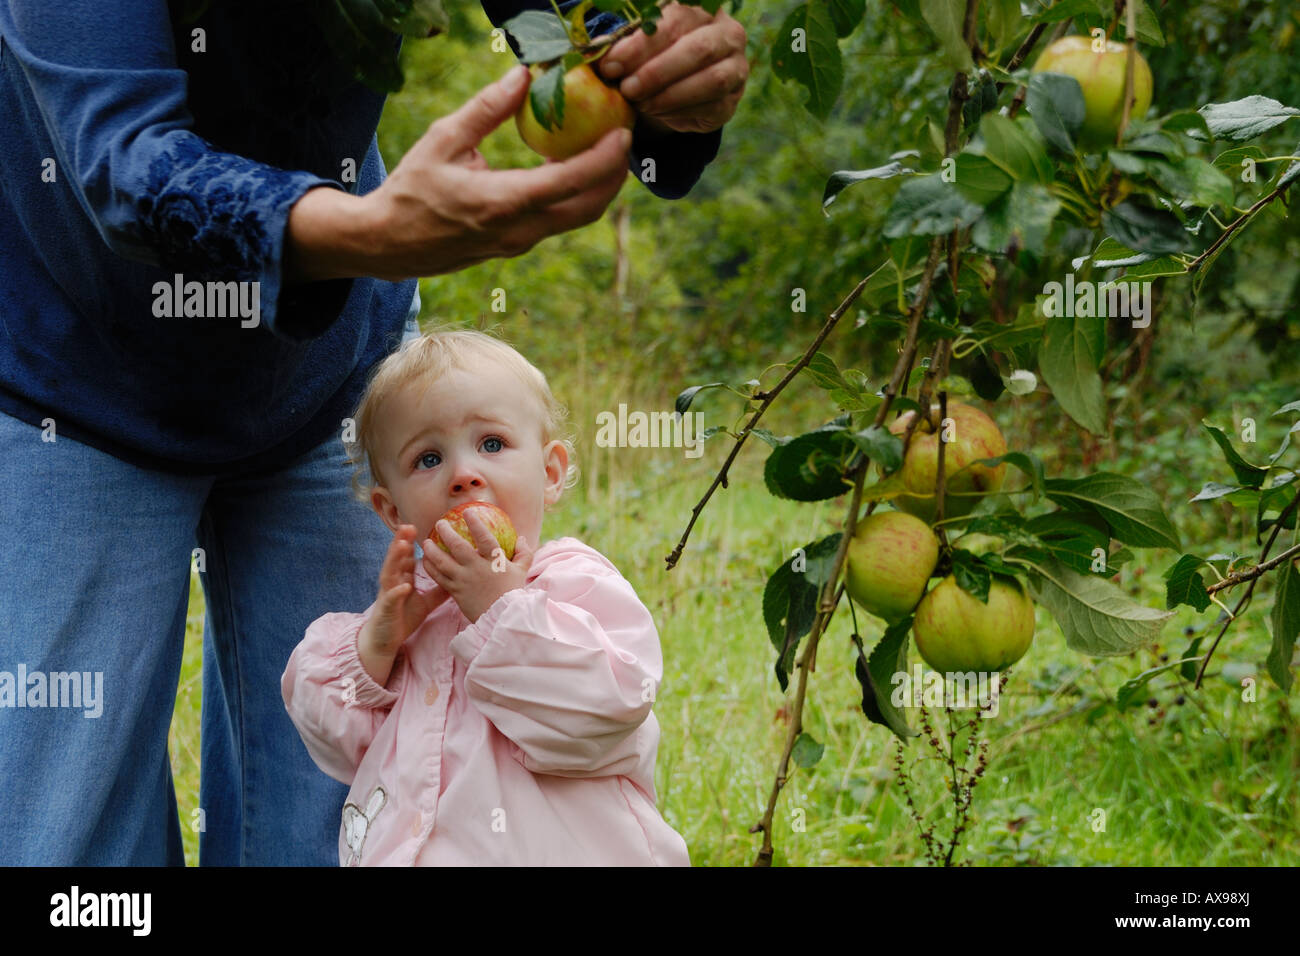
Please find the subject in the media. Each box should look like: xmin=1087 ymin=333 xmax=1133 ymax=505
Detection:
xmin=845 ymin=511 xmax=940 ymax=622
xmin=1032 ymin=35 xmax=1153 ymax=149
xmin=912 ymin=575 xmax=1036 ymax=674
xmin=516 ymin=62 xmax=636 ymax=161
xmin=887 ymin=402 xmax=1008 ymax=524
xmin=432 ymin=501 xmax=517 ymax=560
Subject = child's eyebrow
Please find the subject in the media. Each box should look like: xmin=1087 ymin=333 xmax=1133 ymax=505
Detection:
xmin=396 ymin=415 xmax=513 ymax=459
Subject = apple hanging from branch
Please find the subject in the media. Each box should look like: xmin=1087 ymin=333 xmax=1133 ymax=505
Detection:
xmin=912 ymin=575 xmax=1036 ymax=674
xmin=887 ymin=402 xmax=1008 ymax=524
xmin=844 ymin=511 xmax=940 ymax=622
xmin=1032 ymin=35 xmax=1153 ymax=149
xmin=516 ymin=60 xmax=635 ymax=160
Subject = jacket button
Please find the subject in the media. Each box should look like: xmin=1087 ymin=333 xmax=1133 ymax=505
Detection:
xmin=424 ymin=682 xmax=439 ymax=705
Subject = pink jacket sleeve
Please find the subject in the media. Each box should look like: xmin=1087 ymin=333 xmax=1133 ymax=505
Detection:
xmin=449 ymin=550 xmax=662 ymax=777
xmin=281 ymin=609 xmax=409 ymax=784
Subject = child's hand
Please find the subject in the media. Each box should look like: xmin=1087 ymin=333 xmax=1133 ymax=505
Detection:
xmin=358 ymin=525 xmax=451 ymax=685
xmin=422 ymin=508 xmax=535 ymax=623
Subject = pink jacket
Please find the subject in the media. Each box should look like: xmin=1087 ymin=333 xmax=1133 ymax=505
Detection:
xmin=281 ymin=536 xmax=690 ymax=866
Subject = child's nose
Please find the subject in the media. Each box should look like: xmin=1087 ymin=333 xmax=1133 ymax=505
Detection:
xmin=449 ymin=469 xmax=485 ymax=495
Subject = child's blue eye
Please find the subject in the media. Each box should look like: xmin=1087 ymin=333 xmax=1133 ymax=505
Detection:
xmin=415 ymin=452 xmax=441 ymax=470
xmin=482 ymin=436 xmax=504 ymax=453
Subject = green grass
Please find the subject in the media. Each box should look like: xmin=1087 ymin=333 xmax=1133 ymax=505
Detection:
xmin=170 ymin=405 xmax=1300 ymax=866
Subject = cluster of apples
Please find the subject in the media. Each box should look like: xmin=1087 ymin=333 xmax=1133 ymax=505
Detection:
xmin=845 ymin=403 xmax=1035 ymax=674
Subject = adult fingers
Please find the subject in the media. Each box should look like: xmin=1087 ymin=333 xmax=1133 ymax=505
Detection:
xmin=597 ymin=2 xmax=711 ymax=80
xmin=490 ymin=158 xmax=628 ymax=258
xmin=429 ymin=64 xmax=531 ymax=160
xmin=484 ymin=126 xmax=632 ymax=219
xmin=616 ymin=16 xmax=746 ymax=104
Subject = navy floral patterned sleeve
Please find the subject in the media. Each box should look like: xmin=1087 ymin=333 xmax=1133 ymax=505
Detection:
xmin=0 ymin=0 xmax=720 ymax=474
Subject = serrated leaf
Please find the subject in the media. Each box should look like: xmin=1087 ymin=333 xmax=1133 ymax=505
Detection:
xmin=847 ymin=425 xmax=903 ymax=473
xmin=1199 ymin=95 xmax=1300 ymax=142
xmin=772 ymin=2 xmax=843 ymax=120
xmin=764 ymin=421 xmax=854 ymax=501
xmin=1043 ymin=473 xmax=1182 ymax=550
xmin=883 ymin=175 xmax=984 ymax=238
xmin=504 ymin=9 xmax=575 ymax=64
xmin=1163 ymin=554 xmax=1212 ymax=611
xmin=971 ymin=180 xmax=1061 ymax=257
xmin=826 ymin=0 xmax=865 ymax=37
xmin=1021 ymin=558 xmax=1174 ymax=655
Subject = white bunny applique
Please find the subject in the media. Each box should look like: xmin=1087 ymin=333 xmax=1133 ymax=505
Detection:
xmin=342 ymin=785 xmax=388 ymax=867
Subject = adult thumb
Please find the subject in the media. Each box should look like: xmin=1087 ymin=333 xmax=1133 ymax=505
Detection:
xmin=436 ymin=65 xmax=530 ymax=157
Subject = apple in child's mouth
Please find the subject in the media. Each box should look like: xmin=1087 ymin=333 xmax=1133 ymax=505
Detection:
xmin=432 ymin=501 xmax=517 ymax=559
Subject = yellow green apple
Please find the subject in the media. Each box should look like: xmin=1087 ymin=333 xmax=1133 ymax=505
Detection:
xmin=912 ymin=575 xmax=1035 ymax=673
xmin=845 ymin=511 xmax=940 ymax=622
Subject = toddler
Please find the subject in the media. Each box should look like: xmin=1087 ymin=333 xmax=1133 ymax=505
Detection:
xmin=281 ymin=328 xmax=690 ymax=866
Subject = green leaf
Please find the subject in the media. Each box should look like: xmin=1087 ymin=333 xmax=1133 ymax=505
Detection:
xmin=971 ymin=113 xmax=1053 ymax=185
xmin=1039 ymin=310 xmax=1108 ymax=436
xmin=763 ymin=533 xmax=844 ymax=691
xmin=792 ymin=732 xmax=826 ymax=768
xmin=951 ymin=549 xmax=993 ymax=602
xmin=854 ymin=623 xmax=918 ymax=741
xmin=1266 ymin=560 xmax=1300 ymax=693
xmin=1020 ymin=558 xmax=1175 ymax=656
xmin=1201 ymin=421 xmax=1269 ymax=488
xmin=882 ymin=175 xmax=984 ymax=238
xmin=374 ymin=0 xmax=448 ymax=37
xmin=823 ymin=160 xmax=918 ymax=212
xmin=1102 ymin=200 xmax=1191 ymax=256
xmin=825 ymin=0 xmax=866 ymax=37
xmin=764 ymin=421 xmax=854 ymax=501
xmin=1026 ymin=72 xmax=1085 ymax=154
xmin=674 ymin=382 xmax=727 ymax=414
xmin=1116 ymin=659 xmax=1192 ymax=710
xmin=985 ymin=0 xmax=1022 ymax=51
xmin=919 ymin=0 xmax=974 ymax=72
xmin=1199 ymin=95 xmax=1300 ymax=142
xmin=316 ymin=0 xmax=408 ymax=92
xmin=503 ymin=9 xmax=574 ymax=64
xmin=525 ymin=59 xmax=568 ymax=130
xmin=846 ymin=425 xmax=904 ymax=473
xmin=771 ymin=2 xmax=844 ymax=120
xmin=1043 ymin=473 xmax=1183 ymax=550
xmin=971 ymin=181 xmax=1061 ymax=257
xmin=1163 ymin=554 xmax=1212 ymax=612
xmin=953 ymin=152 xmax=1013 ymax=205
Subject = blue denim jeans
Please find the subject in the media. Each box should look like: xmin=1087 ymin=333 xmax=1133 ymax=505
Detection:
xmin=0 ymin=293 xmax=421 ymax=866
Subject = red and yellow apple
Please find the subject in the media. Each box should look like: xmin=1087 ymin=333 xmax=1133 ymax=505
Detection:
xmin=432 ymin=501 xmax=517 ymax=559
xmin=845 ymin=511 xmax=941 ymax=622
xmin=912 ymin=575 xmax=1035 ymax=673
xmin=1032 ymin=35 xmax=1153 ymax=148
xmin=887 ymin=402 xmax=1008 ymax=524
xmin=516 ymin=62 xmax=635 ymax=160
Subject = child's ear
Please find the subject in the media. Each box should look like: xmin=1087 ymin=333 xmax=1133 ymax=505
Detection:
xmin=371 ymin=485 xmax=402 ymax=533
xmin=542 ymin=439 xmax=569 ymax=506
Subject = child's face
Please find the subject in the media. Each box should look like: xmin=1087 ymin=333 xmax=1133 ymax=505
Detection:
xmin=369 ymin=355 xmax=568 ymax=550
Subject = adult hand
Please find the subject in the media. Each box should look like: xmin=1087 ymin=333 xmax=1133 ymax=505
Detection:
xmin=287 ymin=65 xmax=631 ymax=283
xmin=596 ymin=1 xmax=748 ymax=136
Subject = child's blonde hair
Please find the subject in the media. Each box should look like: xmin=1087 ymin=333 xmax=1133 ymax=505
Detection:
xmin=346 ymin=327 xmax=578 ymax=505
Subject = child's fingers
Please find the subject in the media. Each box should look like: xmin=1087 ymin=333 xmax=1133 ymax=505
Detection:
xmin=464 ymin=511 xmax=500 ymax=558
xmin=512 ymin=535 xmax=536 ymax=569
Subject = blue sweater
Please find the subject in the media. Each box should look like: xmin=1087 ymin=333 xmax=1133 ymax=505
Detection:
xmin=0 ymin=0 xmax=721 ymax=474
